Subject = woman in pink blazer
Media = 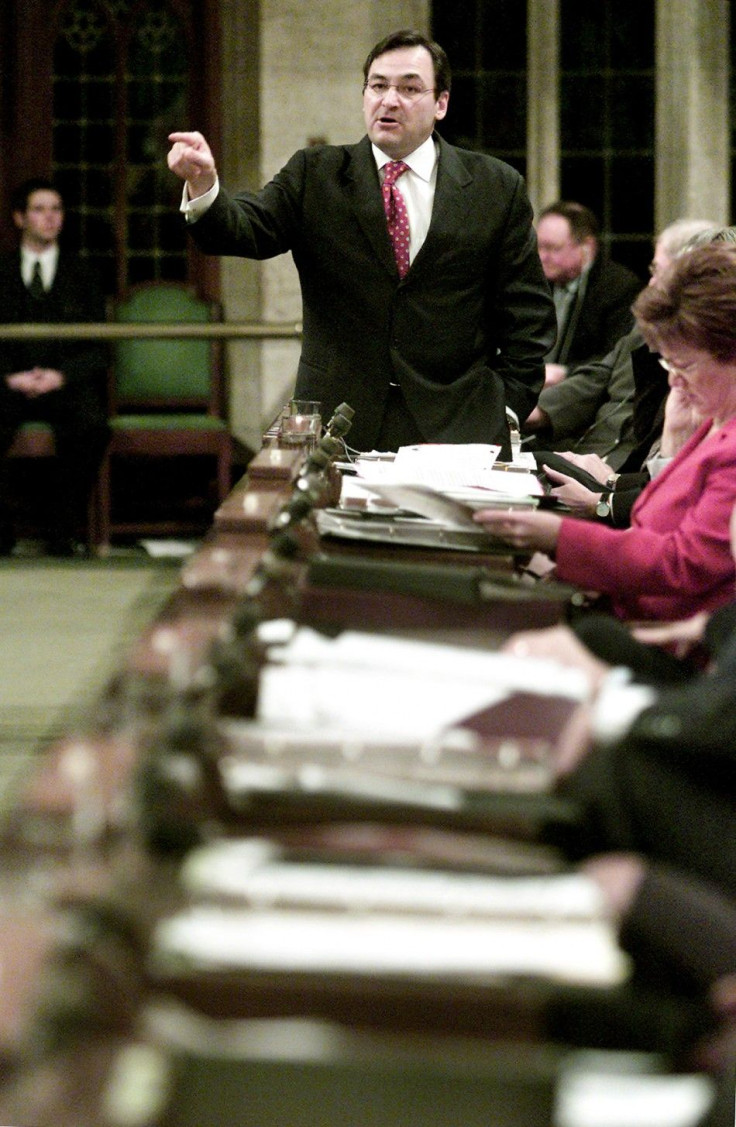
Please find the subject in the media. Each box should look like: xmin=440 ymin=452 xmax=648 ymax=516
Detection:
xmin=476 ymin=243 xmax=736 ymax=622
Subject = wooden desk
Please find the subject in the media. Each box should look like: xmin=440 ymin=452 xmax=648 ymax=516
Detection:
xmin=0 ymin=447 xmax=694 ymax=1127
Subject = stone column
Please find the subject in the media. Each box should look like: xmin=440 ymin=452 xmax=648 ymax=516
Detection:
xmin=526 ymin=0 xmax=559 ymax=217
xmin=655 ymin=0 xmax=730 ymax=229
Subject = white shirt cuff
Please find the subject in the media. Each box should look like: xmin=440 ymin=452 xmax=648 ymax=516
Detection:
xmin=646 ymin=454 xmax=673 ymax=480
xmin=592 ymin=667 xmax=657 ymax=744
xmin=181 ymin=176 xmax=220 ymax=221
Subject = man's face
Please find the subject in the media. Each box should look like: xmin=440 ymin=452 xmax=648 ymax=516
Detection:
xmin=648 ymin=239 xmax=672 ymax=285
xmin=363 ymin=46 xmax=448 ymax=160
xmin=536 ymin=214 xmax=591 ymax=285
xmin=14 ymin=189 xmax=64 ymax=247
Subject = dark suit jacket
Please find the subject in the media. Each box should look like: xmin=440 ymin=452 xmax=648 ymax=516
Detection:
xmin=552 ymin=254 xmax=643 ymax=369
xmin=536 ymin=327 xmax=644 ymax=466
xmin=556 ymin=599 xmax=736 ymax=902
xmin=0 ymin=249 xmax=107 ymax=395
xmin=187 ymin=134 xmax=556 ymax=451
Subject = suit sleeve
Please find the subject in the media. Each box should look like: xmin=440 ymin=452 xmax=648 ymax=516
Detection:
xmin=185 ymin=153 xmax=306 ymax=260
xmin=536 ymin=331 xmax=634 ymax=439
xmin=57 ymin=261 xmax=107 ymax=386
xmin=488 ymin=175 xmax=556 ymax=424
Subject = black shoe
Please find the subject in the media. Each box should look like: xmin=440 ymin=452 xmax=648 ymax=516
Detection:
xmin=0 ymin=530 xmax=16 ymax=557
xmin=48 ymin=537 xmax=84 ymax=558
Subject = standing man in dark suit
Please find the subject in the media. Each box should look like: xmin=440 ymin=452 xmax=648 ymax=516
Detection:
xmin=536 ymin=200 xmax=643 ymax=388
xmin=167 ymin=28 xmax=555 ymax=455
xmin=0 ymin=178 xmax=109 ymax=556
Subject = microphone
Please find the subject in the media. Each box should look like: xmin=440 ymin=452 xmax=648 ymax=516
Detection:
xmin=244 ymin=528 xmax=302 ymax=599
xmin=328 ymin=401 xmax=355 ymax=428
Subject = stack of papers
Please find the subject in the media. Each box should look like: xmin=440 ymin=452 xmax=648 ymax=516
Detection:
xmin=332 ymin=446 xmax=544 ymax=542
xmin=253 ymin=627 xmax=589 ymax=741
xmin=153 ymin=902 xmax=629 ymax=987
xmin=350 ymin=443 xmax=544 ymax=509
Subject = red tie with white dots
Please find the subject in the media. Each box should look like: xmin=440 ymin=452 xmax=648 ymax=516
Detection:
xmin=382 ymin=160 xmax=411 ymax=278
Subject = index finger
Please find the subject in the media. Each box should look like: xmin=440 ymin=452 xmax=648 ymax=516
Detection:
xmin=168 ymin=131 xmax=204 ymax=145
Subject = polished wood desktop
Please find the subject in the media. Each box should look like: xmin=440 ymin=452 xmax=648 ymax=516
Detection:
xmin=0 ymin=436 xmax=710 ymax=1127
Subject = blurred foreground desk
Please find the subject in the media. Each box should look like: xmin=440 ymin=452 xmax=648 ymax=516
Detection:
xmin=0 ymin=444 xmax=724 ymax=1127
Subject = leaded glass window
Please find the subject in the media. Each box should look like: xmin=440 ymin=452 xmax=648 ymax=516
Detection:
xmin=52 ymin=0 xmax=189 ymax=292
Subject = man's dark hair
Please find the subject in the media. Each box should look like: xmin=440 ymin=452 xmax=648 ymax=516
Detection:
xmin=11 ymin=177 xmax=63 ymax=215
xmin=363 ymin=29 xmax=451 ymax=95
xmin=539 ymin=200 xmax=600 ymax=243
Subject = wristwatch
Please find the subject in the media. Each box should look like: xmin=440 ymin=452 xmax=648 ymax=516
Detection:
xmin=595 ymin=493 xmax=613 ymax=518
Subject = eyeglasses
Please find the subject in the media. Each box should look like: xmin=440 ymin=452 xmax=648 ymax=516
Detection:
xmin=659 ymin=356 xmax=699 ymax=375
xmin=363 ymin=80 xmax=435 ymax=102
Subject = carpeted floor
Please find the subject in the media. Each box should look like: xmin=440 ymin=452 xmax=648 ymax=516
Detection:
xmin=0 ymin=546 xmax=185 ymax=816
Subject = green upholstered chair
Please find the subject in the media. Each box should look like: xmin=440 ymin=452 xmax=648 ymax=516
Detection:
xmin=98 ymin=283 xmax=232 ymax=550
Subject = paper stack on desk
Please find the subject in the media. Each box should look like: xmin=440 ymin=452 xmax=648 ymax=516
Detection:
xmin=153 ymin=856 xmax=629 ymax=987
xmin=348 ymin=442 xmax=544 ymax=511
xmin=321 ymin=443 xmax=544 ymax=549
xmin=216 ymin=627 xmax=587 ymax=815
xmin=252 ymin=627 xmax=588 ymax=741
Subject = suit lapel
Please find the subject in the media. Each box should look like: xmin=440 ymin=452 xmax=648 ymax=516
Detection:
xmin=408 ymin=136 xmax=472 ymax=274
xmin=343 ymin=134 xmax=474 ymax=278
xmin=343 ymin=137 xmax=397 ymax=277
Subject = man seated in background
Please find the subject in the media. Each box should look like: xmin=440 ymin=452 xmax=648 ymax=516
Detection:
xmin=529 ymin=224 xmax=735 ymax=528
xmin=536 ymin=200 xmax=643 ymax=387
xmin=524 ymin=218 xmax=715 ymax=459
xmin=0 ymin=178 xmax=109 ymax=557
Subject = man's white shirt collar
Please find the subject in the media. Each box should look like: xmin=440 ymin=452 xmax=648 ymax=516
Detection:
xmin=21 ymin=244 xmax=58 ymax=290
xmin=372 ymin=135 xmax=438 ymax=182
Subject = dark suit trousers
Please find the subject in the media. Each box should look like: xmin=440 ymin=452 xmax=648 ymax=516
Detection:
xmin=0 ymin=382 xmax=109 ymax=539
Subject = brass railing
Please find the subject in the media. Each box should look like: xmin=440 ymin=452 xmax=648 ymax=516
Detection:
xmin=0 ymin=322 xmax=302 ymax=340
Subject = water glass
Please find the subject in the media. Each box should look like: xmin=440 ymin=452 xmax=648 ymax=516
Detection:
xmin=280 ymin=399 xmax=322 ymax=452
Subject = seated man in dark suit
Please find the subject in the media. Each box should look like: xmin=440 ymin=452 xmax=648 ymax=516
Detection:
xmin=524 ymin=218 xmax=715 ymax=455
xmin=502 ymin=565 xmax=736 ymax=1094
xmin=535 ymin=200 xmax=644 ymax=388
xmin=0 ymin=178 xmax=109 ymax=556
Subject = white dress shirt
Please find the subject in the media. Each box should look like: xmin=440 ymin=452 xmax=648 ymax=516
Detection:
xmin=372 ymin=135 xmax=438 ymax=266
xmin=21 ymin=244 xmax=58 ymax=291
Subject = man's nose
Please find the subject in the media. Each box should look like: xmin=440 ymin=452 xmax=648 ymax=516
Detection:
xmin=381 ymin=85 xmax=401 ymax=107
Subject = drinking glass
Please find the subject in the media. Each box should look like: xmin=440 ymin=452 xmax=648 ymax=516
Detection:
xmin=279 ymin=399 xmax=322 ymax=452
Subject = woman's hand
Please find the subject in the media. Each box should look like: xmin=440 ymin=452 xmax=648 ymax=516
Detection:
xmin=659 ymin=387 xmax=703 ymax=457
xmin=539 ymin=465 xmax=601 ymax=515
xmin=473 ymin=508 xmax=563 ymax=553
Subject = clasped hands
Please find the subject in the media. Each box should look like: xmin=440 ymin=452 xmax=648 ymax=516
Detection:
xmin=6 ymin=368 xmax=65 ymax=397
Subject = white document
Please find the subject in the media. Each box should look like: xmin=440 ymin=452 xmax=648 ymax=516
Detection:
xmin=182 ymin=844 xmax=606 ymax=919
xmin=256 ymin=628 xmax=589 ymax=740
xmin=154 ymin=906 xmax=629 ymax=987
xmin=351 ymin=443 xmax=544 ymax=501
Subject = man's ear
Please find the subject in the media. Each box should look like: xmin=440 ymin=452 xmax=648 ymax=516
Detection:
xmin=12 ymin=210 xmax=25 ymax=232
xmin=580 ymin=237 xmax=597 ymax=267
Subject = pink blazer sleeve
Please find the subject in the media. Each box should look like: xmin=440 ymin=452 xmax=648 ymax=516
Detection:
xmin=555 ymin=418 xmax=736 ymax=621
